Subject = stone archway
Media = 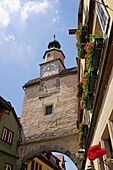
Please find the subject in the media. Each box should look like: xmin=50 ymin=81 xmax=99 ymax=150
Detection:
xmin=17 ymin=134 xmax=79 ymax=169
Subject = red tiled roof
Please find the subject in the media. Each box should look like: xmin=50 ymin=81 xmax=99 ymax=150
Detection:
xmin=55 ymin=155 xmax=64 ymax=168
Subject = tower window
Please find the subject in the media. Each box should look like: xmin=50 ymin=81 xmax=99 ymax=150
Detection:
xmin=45 ymin=105 xmax=53 ymax=115
xmin=47 ymin=53 xmax=51 ymax=57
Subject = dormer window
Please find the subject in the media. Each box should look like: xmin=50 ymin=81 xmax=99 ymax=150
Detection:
xmin=47 ymin=53 xmax=51 ymax=57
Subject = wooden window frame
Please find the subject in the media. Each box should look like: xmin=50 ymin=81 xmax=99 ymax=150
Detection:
xmin=96 ymin=0 xmax=109 ymax=35
xmin=1 ymin=127 xmax=14 ymax=144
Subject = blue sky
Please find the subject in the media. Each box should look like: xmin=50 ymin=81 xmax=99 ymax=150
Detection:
xmin=0 ymin=0 xmax=79 ymax=117
xmin=0 ymin=0 xmax=79 ymax=169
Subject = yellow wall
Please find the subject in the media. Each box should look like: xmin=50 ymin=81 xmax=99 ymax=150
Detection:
xmin=27 ymin=157 xmax=54 ymax=170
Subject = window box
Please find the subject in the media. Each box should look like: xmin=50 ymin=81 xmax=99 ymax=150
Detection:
xmin=92 ymin=38 xmax=104 ymax=69
xmin=81 ymin=26 xmax=88 ymax=44
xmin=87 ymin=93 xmax=94 ymax=110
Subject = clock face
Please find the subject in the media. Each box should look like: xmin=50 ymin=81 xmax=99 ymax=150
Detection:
xmin=41 ymin=63 xmax=58 ymax=77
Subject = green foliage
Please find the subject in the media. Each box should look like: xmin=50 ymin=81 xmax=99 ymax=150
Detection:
xmin=76 ymin=81 xmax=83 ymax=100
xmin=78 ymin=121 xmax=88 ymax=147
xmin=75 ymin=23 xmax=87 ymax=59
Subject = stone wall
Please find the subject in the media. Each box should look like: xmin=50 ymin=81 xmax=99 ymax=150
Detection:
xmin=20 ymin=73 xmax=78 ymax=141
xmin=18 ymin=72 xmax=78 ymax=169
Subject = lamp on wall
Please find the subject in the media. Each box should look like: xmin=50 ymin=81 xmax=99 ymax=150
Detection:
xmin=87 ymin=165 xmax=92 ymax=170
xmin=78 ymin=148 xmax=85 ymax=160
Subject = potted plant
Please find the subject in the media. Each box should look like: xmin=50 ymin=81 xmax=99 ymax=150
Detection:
xmin=87 ymin=145 xmax=113 ymax=170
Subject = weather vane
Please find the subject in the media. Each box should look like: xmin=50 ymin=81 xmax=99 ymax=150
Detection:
xmin=54 ymin=33 xmax=55 ymax=40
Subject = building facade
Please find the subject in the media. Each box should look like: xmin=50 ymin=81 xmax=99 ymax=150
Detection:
xmin=0 ymin=96 xmax=21 ymax=170
xmin=18 ymin=37 xmax=78 ymax=169
xmin=27 ymin=153 xmax=63 ymax=170
xmin=75 ymin=0 xmax=113 ymax=169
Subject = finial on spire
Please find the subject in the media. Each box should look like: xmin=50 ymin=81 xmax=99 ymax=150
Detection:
xmin=54 ymin=33 xmax=55 ymax=40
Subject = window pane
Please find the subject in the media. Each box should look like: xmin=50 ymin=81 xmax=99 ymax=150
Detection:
xmin=39 ymin=165 xmax=42 ymax=170
xmin=7 ymin=132 xmax=13 ymax=144
xmin=4 ymin=164 xmax=12 ymax=170
xmin=35 ymin=162 xmax=38 ymax=170
xmin=31 ymin=160 xmax=35 ymax=170
xmin=46 ymin=106 xmax=52 ymax=115
xmin=2 ymin=128 xmax=8 ymax=141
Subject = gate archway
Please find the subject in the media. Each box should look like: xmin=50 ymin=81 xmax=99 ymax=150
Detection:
xmin=17 ymin=134 xmax=79 ymax=169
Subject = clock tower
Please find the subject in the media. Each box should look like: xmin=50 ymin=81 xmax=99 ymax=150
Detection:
xmin=19 ymin=36 xmax=78 ymax=169
xmin=40 ymin=35 xmax=65 ymax=78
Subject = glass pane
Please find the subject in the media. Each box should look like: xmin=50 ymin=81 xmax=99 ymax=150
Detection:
xmin=35 ymin=162 xmax=38 ymax=170
xmin=46 ymin=106 xmax=52 ymax=115
xmin=39 ymin=165 xmax=42 ymax=170
xmin=31 ymin=160 xmax=35 ymax=170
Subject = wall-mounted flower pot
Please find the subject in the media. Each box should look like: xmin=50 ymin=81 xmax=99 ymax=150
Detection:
xmin=81 ymin=26 xmax=88 ymax=44
xmin=81 ymin=44 xmax=87 ymax=59
xmin=92 ymin=38 xmax=104 ymax=68
xmin=87 ymin=93 xmax=94 ymax=110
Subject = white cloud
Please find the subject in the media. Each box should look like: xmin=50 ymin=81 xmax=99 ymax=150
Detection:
xmin=52 ymin=10 xmax=60 ymax=22
xmin=0 ymin=4 xmax=10 ymax=27
xmin=0 ymin=0 xmax=20 ymax=28
xmin=0 ymin=0 xmax=60 ymax=27
xmin=0 ymin=33 xmax=15 ymax=41
xmin=21 ymin=0 xmax=51 ymax=22
xmin=3 ymin=0 xmax=21 ymax=13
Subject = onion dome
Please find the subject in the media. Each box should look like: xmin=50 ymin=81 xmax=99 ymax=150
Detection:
xmin=48 ymin=34 xmax=61 ymax=49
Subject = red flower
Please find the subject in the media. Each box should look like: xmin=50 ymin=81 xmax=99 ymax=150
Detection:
xmin=87 ymin=145 xmax=107 ymax=161
xmin=94 ymin=29 xmax=97 ymax=34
